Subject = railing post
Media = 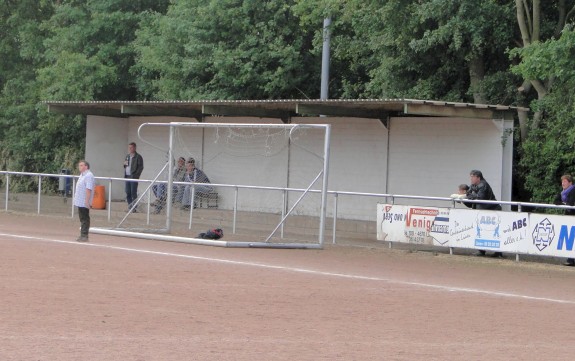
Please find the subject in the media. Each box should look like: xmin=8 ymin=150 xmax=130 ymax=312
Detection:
xmin=5 ymin=174 xmax=9 ymax=211
xmin=188 ymin=186 xmax=196 ymax=230
xmin=71 ymin=177 xmax=76 ymax=218
xmin=108 ymin=179 xmax=112 ymax=222
xmin=67 ymin=175 xmax=73 ymax=217
xmin=281 ymin=189 xmax=286 ymax=239
xmin=37 ymin=175 xmax=42 ymax=214
xmin=146 ymin=184 xmax=151 ymax=225
xmin=233 ymin=186 xmax=238 ymax=234
xmin=332 ymin=192 xmax=338 ymax=244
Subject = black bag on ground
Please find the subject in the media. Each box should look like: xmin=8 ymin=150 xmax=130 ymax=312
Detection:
xmin=198 ymin=228 xmax=223 ymax=240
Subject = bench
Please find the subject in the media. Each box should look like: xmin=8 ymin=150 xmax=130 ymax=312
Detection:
xmin=197 ymin=190 xmax=219 ymax=208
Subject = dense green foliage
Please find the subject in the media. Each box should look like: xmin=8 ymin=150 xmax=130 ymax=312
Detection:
xmin=512 ymin=27 xmax=575 ymax=203
xmin=0 ymin=0 xmax=574 ymax=202
xmin=133 ymin=0 xmax=319 ymax=99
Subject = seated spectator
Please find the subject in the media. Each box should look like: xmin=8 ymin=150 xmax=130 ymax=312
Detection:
xmin=153 ymin=157 xmax=186 ymax=214
xmin=181 ymin=158 xmax=212 ymax=210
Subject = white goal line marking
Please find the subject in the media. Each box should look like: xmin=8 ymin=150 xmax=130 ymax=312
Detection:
xmin=1 ymin=232 xmax=574 ymax=306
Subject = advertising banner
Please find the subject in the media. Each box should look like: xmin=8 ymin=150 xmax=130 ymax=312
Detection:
xmin=377 ymin=204 xmax=450 ymax=247
xmin=428 ymin=207 xmax=450 ymax=246
xmin=449 ymin=209 xmax=529 ymax=253
xmin=377 ymin=204 xmax=407 ymax=242
xmin=524 ymin=214 xmax=575 ymax=258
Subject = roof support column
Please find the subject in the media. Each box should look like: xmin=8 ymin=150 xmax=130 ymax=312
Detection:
xmin=497 ymin=115 xmax=514 ymax=209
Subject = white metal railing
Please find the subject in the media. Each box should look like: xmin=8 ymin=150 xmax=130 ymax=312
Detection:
xmin=1 ymin=170 xmax=574 ymax=246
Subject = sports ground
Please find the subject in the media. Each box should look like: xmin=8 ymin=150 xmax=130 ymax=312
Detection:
xmin=1 ymin=211 xmax=574 ymax=360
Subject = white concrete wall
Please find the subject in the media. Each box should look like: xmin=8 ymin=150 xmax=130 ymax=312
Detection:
xmin=86 ymin=116 xmax=127 ymax=199
xmin=292 ymin=117 xmax=388 ymax=221
xmin=201 ymin=117 xmax=288 ymax=213
xmin=387 ymin=117 xmax=503 ymax=206
xmin=87 ymin=115 xmax=200 ymax=201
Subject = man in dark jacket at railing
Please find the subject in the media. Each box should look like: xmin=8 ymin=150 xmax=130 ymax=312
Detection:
xmin=465 ymin=169 xmax=503 ymax=258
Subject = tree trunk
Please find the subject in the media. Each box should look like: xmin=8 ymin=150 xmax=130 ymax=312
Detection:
xmin=469 ymin=55 xmax=486 ymax=104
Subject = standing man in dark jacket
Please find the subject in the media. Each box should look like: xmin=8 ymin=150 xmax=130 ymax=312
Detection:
xmin=124 ymin=142 xmax=144 ymax=211
xmin=553 ymin=174 xmax=575 ymax=266
xmin=465 ymin=169 xmax=503 ymax=258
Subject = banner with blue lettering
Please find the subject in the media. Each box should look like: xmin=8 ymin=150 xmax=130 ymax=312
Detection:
xmin=377 ymin=204 xmax=450 ymax=247
xmin=448 ymin=209 xmax=528 ymax=253
xmin=524 ymin=214 xmax=575 ymax=257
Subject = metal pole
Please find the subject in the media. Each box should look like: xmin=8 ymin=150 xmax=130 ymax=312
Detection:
xmin=318 ymin=125 xmax=331 ymax=246
xmin=320 ymin=17 xmax=331 ymax=100
xmin=71 ymin=177 xmax=76 ymax=218
xmin=188 ymin=186 xmax=196 ymax=230
xmin=233 ymin=186 xmax=238 ymax=234
xmin=332 ymin=192 xmax=338 ymax=244
xmin=4 ymin=174 xmax=9 ymax=211
xmin=107 ymin=179 xmax=112 ymax=222
xmin=69 ymin=176 xmax=74 ymax=218
xmin=37 ymin=175 xmax=42 ymax=214
xmin=146 ymin=187 xmax=151 ymax=225
xmin=281 ymin=189 xmax=286 ymax=238
xmin=166 ymin=124 xmax=175 ymax=233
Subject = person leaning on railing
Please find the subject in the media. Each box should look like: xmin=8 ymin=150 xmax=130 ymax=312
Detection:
xmin=450 ymin=184 xmax=469 ymax=199
xmin=464 ymin=170 xmax=503 ymax=258
xmin=553 ymin=174 xmax=575 ymax=266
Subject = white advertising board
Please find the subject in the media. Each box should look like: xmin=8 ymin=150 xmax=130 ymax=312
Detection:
xmin=428 ymin=207 xmax=450 ymax=246
xmin=449 ymin=209 xmax=529 ymax=253
xmin=377 ymin=204 xmax=450 ymax=247
xmin=524 ymin=214 xmax=575 ymax=258
xmin=377 ymin=204 xmax=407 ymax=242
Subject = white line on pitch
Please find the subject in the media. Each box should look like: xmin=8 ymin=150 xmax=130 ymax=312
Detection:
xmin=1 ymin=232 xmax=574 ymax=305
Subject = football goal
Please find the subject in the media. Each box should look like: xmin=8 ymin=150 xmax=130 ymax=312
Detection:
xmin=91 ymin=122 xmax=331 ymax=249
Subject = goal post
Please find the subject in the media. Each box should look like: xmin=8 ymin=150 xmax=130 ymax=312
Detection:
xmin=91 ymin=122 xmax=331 ymax=249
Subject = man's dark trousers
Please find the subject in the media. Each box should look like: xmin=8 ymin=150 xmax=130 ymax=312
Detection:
xmin=78 ymin=206 xmax=90 ymax=237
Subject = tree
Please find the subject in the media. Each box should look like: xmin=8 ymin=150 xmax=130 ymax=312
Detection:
xmin=294 ymin=0 xmax=521 ymax=104
xmin=512 ymin=27 xmax=575 ymax=202
xmin=132 ymin=0 xmax=319 ymax=100
xmin=513 ymin=0 xmax=575 ymax=136
xmin=0 ymin=0 xmax=56 ymax=173
xmin=39 ymin=0 xmax=170 ymax=100
xmin=0 ymin=0 xmax=170 ymax=177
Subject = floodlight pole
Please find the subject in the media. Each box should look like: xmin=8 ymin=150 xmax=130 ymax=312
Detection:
xmin=320 ymin=17 xmax=331 ymax=100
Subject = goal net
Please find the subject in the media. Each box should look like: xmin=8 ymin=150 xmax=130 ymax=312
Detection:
xmin=91 ymin=122 xmax=331 ymax=249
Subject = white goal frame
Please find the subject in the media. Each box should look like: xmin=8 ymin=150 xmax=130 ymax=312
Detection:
xmin=91 ymin=122 xmax=331 ymax=249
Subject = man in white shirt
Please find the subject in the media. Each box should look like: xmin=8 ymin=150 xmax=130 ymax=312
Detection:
xmin=73 ymin=160 xmax=95 ymax=242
